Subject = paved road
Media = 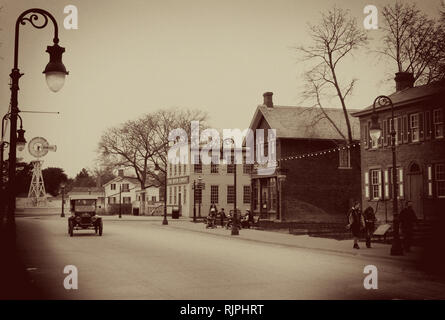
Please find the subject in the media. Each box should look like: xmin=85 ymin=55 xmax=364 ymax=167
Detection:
xmin=11 ymin=215 xmax=445 ymax=299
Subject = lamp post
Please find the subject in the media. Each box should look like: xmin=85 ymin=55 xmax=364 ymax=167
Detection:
xmin=192 ymin=179 xmax=197 ymax=222
xmin=60 ymin=183 xmax=66 ymax=217
xmin=6 ymin=9 xmax=68 ymax=228
xmin=224 ymin=138 xmax=239 ymax=236
xmin=1 ymin=113 xmax=26 ymax=223
xmin=370 ymin=95 xmax=403 ymax=256
xmin=155 ymin=156 xmax=171 ymax=225
xmin=277 ymin=170 xmax=287 ymax=221
xmin=119 ymin=184 xmax=122 ymax=219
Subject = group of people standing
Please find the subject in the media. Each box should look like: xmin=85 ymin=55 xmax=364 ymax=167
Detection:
xmin=347 ymin=200 xmax=417 ymax=251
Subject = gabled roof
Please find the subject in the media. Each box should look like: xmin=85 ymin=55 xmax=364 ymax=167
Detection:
xmin=352 ymin=80 xmax=445 ymax=117
xmin=103 ymin=176 xmax=140 ymax=187
xmin=103 ymin=176 xmax=161 ymax=188
xmin=68 ymin=187 xmax=104 ymax=196
xmin=249 ymin=105 xmax=360 ymax=140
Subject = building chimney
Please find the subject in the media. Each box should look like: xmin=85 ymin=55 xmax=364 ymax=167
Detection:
xmin=394 ymin=72 xmax=414 ymax=91
xmin=118 ymin=169 xmax=124 ymax=177
xmin=263 ymin=92 xmax=273 ymax=108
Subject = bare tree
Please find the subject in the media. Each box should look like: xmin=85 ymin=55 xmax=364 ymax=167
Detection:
xmin=379 ymin=1 xmax=445 ymax=85
xmin=151 ymin=109 xmax=207 ymax=178
xmin=297 ymin=6 xmax=368 ymax=145
xmin=98 ymin=108 xmax=208 ymax=212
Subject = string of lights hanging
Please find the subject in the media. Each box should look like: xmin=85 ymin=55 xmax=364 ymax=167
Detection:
xmin=274 ymin=142 xmax=361 ymax=163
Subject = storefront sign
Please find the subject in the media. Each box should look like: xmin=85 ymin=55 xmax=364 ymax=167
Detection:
xmin=167 ymin=176 xmax=189 ymax=185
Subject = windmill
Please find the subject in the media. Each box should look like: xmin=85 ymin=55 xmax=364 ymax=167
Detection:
xmin=28 ymin=137 xmax=57 ymax=206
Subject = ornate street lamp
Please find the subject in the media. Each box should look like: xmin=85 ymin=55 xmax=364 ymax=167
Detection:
xmin=6 ymin=9 xmax=68 ymax=227
xmin=371 ymin=95 xmax=403 ymax=256
xmin=155 ymin=139 xmax=174 ymax=226
xmin=223 ymin=138 xmax=240 ymax=236
xmin=1 ymin=113 xmax=26 ymax=221
xmin=192 ymin=176 xmax=203 ymax=223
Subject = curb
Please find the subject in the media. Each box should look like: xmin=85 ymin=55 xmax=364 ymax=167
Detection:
xmin=163 ymin=222 xmax=420 ymax=264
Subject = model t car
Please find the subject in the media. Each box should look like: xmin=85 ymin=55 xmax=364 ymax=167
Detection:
xmin=68 ymin=195 xmax=103 ymax=237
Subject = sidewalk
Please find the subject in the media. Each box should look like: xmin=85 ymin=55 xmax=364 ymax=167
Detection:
xmin=102 ymin=215 xmax=422 ymax=264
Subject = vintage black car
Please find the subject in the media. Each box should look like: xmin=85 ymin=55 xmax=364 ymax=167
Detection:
xmin=68 ymin=196 xmax=103 ymax=237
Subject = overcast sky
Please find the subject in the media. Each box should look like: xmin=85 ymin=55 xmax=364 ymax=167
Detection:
xmin=0 ymin=0 xmax=442 ymax=177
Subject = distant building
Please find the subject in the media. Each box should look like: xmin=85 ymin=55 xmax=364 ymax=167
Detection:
xmin=103 ymin=169 xmax=161 ymax=215
xmin=166 ymin=145 xmax=251 ymax=218
xmin=67 ymin=187 xmax=105 ymax=211
xmin=352 ymin=73 xmax=445 ymax=222
xmin=103 ymin=175 xmax=140 ymax=209
xmin=248 ymin=92 xmax=361 ymax=222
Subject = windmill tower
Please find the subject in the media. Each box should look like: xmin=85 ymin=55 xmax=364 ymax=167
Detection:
xmin=27 ymin=137 xmax=57 ymax=206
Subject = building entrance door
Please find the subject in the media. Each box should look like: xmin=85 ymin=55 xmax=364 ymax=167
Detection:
xmin=409 ymin=173 xmax=423 ymax=220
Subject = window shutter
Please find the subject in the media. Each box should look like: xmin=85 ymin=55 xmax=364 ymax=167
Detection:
xmin=383 ymin=120 xmax=388 ymax=146
xmin=384 ymin=169 xmax=389 ymax=199
xmin=399 ymin=167 xmax=404 ymax=198
xmin=397 ymin=117 xmax=403 ymax=144
xmin=427 ymin=165 xmax=433 ymax=197
xmin=364 ymin=171 xmax=370 ymax=199
xmin=419 ymin=112 xmax=424 ymax=141
xmin=425 ymin=111 xmax=431 ymax=140
xmin=378 ymin=121 xmax=383 ymax=147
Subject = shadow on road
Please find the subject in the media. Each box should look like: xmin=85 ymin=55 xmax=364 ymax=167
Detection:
xmin=0 ymin=223 xmax=50 ymax=299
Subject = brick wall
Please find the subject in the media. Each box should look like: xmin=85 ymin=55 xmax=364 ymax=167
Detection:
xmin=280 ymin=138 xmax=361 ymax=221
xmin=359 ymin=97 xmax=445 ymax=222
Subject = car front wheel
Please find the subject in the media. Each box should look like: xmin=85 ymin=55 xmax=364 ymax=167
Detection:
xmin=98 ymin=221 xmax=103 ymax=236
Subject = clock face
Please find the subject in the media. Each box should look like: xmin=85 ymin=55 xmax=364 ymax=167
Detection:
xmin=28 ymin=137 xmax=49 ymax=158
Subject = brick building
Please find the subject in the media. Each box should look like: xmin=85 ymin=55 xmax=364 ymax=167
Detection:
xmin=249 ymin=92 xmax=361 ymax=222
xmin=351 ymin=73 xmax=445 ymax=222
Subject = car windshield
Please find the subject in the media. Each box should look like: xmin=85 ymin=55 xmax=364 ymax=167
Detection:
xmin=74 ymin=199 xmax=96 ymax=212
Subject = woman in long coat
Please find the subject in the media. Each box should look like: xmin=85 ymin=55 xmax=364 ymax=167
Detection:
xmin=347 ymin=202 xmax=364 ymax=249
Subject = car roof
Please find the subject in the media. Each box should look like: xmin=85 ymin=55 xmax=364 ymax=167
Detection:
xmin=69 ymin=195 xmax=99 ymax=200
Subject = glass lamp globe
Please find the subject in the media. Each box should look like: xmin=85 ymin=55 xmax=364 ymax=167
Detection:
xmin=43 ymin=43 xmax=68 ymax=93
xmin=17 ymin=142 xmax=26 ymax=152
xmin=45 ymin=71 xmax=66 ymax=93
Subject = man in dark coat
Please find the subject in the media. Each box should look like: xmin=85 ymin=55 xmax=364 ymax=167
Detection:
xmin=347 ymin=201 xmax=364 ymax=249
xmin=363 ymin=206 xmax=377 ymax=248
xmin=400 ymin=201 xmax=417 ymax=252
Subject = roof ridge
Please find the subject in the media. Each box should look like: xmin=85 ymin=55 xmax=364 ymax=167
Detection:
xmin=260 ymin=105 xmax=361 ymax=112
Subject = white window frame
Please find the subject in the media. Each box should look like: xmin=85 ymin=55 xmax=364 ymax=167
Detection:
xmin=210 ymin=185 xmax=219 ymax=204
xmin=338 ymin=148 xmax=351 ymax=168
xmin=436 ymin=163 xmax=445 ymax=198
xmin=433 ymin=109 xmax=444 ymax=139
xmin=410 ymin=113 xmax=419 ymax=142
xmin=370 ymin=169 xmax=382 ymax=200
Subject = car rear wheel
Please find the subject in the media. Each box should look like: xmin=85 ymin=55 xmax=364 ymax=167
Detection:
xmin=98 ymin=221 xmax=103 ymax=236
xmin=68 ymin=221 xmax=74 ymax=237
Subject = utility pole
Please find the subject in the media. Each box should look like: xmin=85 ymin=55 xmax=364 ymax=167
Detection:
xmin=119 ymin=184 xmax=122 ymax=219
xmin=193 ymin=180 xmax=196 ymax=222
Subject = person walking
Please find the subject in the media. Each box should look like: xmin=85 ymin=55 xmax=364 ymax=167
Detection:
xmin=347 ymin=201 xmax=364 ymax=249
xmin=363 ymin=206 xmax=376 ymax=248
xmin=400 ymin=200 xmax=417 ymax=252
